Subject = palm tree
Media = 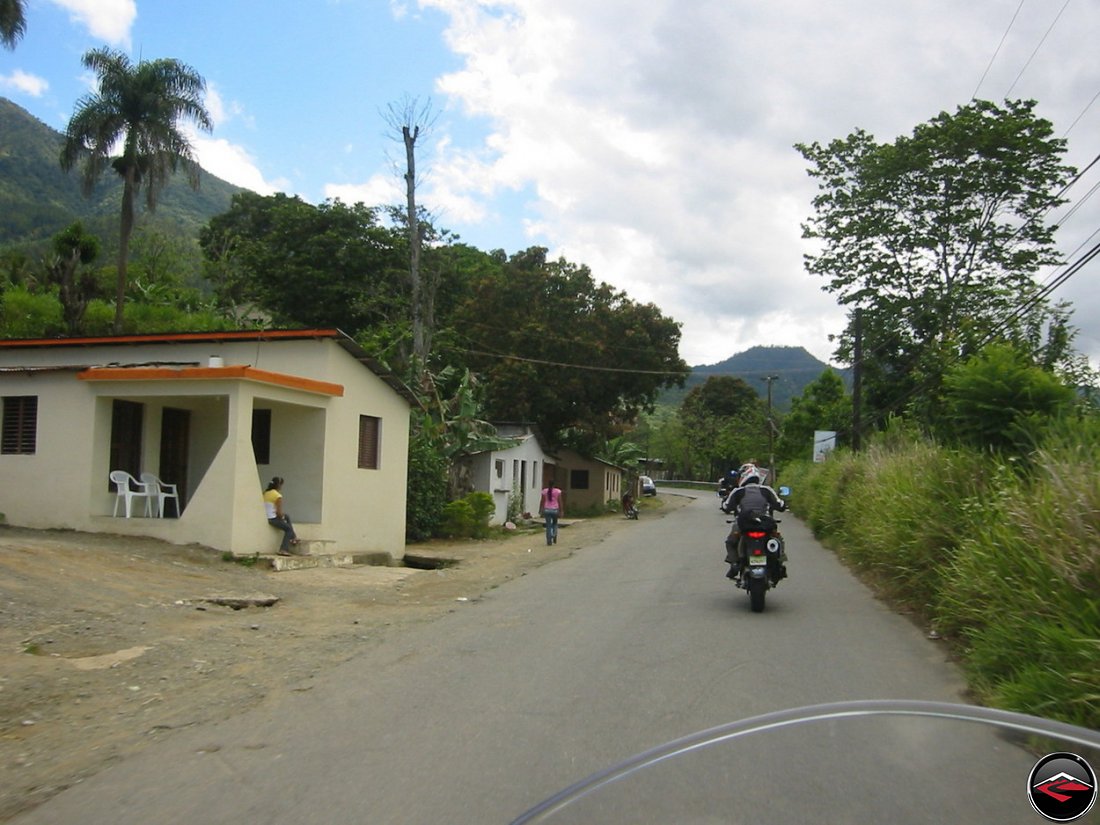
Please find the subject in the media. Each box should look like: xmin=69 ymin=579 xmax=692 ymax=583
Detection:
xmin=0 ymin=0 xmax=27 ymax=49
xmin=60 ymin=47 xmax=212 ymax=332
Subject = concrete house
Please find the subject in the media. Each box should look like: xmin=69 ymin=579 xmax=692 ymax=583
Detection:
xmin=453 ymin=423 xmax=556 ymax=524
xmin=0 ymin=329 xmax=413 ymax=557
xmin=552 ymin=448 xmax=624 ymax=515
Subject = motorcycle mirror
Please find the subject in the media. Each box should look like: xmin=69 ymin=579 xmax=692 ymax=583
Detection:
xmin=779 ymin=486 xmax=790 ymax=496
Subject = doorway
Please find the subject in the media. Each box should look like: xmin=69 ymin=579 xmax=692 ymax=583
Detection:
xmin=158 ymin=407 xmax=190 ymax=516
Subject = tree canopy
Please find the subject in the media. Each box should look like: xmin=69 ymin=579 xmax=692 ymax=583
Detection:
xmin=448 ymin=247 xmax=688 ymax=450
xmin=796 ymin=99 xmax=1075 ymax=425
xmin=200 ymin=192 xmax=408 ymax=334
xmin=776 ymin=370 xmax=850 ymax=463
xmin=199 ymin=198 xmax=686 ymax=449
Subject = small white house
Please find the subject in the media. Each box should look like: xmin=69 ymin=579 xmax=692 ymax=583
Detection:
xmin=0 ymin=329 xmax=413 ymax=557
xmin=454 ymin=423 xmax=556 ymax=524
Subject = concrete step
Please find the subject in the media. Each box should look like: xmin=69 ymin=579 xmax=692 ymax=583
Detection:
xmin=229 ymin=541 xmax=397 ymax=572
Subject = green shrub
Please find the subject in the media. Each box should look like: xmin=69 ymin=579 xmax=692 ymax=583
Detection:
xmin=439 ymin=499 xmax=475 ymax=538
xmin=0 ymin=287 xmax=64 ymax=337
xmin=465 ymin=491 xmax=495 ymax=538
xmin=406 ymin=430 xmax=448 ymax=542
xmin=436 ymin=492 xmax=496 ymax=539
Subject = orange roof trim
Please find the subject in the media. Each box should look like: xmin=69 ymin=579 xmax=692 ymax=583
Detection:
xmin=78 ymin=365 xmax=344 ymax=397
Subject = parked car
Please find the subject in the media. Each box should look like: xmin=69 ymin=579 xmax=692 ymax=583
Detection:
xmin=639 ymin=475 xmax=657 ymax=496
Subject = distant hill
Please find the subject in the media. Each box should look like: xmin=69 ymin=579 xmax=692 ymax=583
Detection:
xmin=659 ymin=345 xmax=850 ymax=411
xmin=0 ymin=97 xmax=245 ymax=249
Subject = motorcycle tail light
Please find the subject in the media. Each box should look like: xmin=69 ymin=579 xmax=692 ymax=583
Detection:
xmin=751 ymin=548 xmax=764 ymax=556
xmin=746 ymin=531 xmax=767 ymax=539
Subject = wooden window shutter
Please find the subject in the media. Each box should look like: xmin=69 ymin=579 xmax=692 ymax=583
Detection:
xmin=358 ymin=415 xmax=381 ymax=469
xmin=2 ymin=396 xmax=38 ymax=455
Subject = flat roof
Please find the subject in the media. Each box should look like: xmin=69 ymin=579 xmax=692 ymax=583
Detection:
xmin=0 ymin=328 xmax=419 ymax=405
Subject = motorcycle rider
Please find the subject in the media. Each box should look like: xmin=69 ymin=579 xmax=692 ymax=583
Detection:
xmin=722 ymin=466 xmax=786 ymax=579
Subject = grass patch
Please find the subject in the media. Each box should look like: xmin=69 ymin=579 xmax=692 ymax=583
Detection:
xmin=222 ymin=552 xmax=261 ymax=567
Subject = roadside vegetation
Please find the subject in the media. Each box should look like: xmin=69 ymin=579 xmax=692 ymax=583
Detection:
xmin=785 ymin=420 xmax=1100 ymax=730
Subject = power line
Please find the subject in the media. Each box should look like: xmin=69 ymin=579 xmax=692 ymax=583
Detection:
xmin=459 ymin=347 xmax=687 ymax=376
xmin=1062 ymin=87 xmax=1100 ymax=137
xmin=1004 ymin=0 xmax=1072 ymax=98
xmin=972 ymin=0 xmax=1027 ymax=100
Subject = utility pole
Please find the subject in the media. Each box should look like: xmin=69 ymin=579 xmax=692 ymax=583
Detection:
xmin=852 ymin=308 xmax=863 ymax=452
xmin=763 ymin=374 xmax=778 ymax=485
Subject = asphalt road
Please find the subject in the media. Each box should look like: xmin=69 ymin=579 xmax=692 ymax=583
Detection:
xmin=13 ymin=494 xmax=1057 ymax=824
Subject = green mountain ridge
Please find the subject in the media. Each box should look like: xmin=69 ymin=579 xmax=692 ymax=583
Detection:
xmin=658 ymin=345 xmax=850 ymax=411
xmin=0 ymin=96 xmax=245 ymax=248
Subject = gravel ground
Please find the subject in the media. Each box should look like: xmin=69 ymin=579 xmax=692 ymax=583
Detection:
xmin=0 ymin=497 xmax=687 ymax=821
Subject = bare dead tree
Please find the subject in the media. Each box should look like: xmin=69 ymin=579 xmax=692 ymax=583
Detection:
xmin=384 ymin=95 xmax=439 ymax=379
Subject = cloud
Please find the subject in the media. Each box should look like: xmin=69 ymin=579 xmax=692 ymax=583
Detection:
xmin=324 ymin=175 xmax=402 ymax=208
xmin=418 ymin=0 xmax=1100 ymax=366
xmin=0 ymin=70 xmax=49 ymax=97
xmin=191 ymin=134 xmax=287 ymax=196
xmin=49 ymin=0 xmax=136 ymax=46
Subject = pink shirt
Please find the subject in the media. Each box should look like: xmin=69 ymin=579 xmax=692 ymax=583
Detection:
xmin=541 ymin=487 xmax=563 ymax=510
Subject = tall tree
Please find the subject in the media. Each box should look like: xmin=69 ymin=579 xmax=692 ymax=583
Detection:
xmin=776 ymin=370 xmax=850 ymax=463
xmin=200 ymin=192 xmax=408 ymax=334
xmin=680 ymin=376 xmax=768 ymax=479
xmin=60 ymin=47 xmax=212 ymax=333
xmin=384 ymin=96 xmax=438 ymax=377
xmin=796 ymin=99 xmax=1075 ymax=424
xmin=450 ymin=247 xmax=688 ymax=449
xmin=0 ymin=0 xmax=26 ymax=48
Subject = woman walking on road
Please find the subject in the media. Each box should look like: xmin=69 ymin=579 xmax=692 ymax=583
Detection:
xmin=540 ymin=479 xmax=564 ymax=546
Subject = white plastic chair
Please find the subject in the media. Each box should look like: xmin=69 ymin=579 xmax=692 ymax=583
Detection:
xmin=141 ymin=472 xmax=180 ymax=518
xmin=110 ymin=470 xmax=151 ymax=518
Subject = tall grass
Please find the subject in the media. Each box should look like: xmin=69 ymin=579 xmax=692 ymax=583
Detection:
xmin=784 ymin=425 xmax=1100 ymax=729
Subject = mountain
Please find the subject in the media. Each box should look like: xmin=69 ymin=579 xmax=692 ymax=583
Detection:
xmin=0 ymin=97 xmax=246 ymax=249
xmin=658 ymin=345 xmax=850 ymax=411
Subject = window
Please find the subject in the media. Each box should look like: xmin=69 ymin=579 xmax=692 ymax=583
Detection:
xmin=252 ymin=409 xmax=272 ymax=464
xmin=358 ymin=415 xmax=381 ymax=469
xmin=570 ymin=469 xmax=590 ymax=490
xmin=495 ymin=459 xmax=504 ymax=479
xmin=2 ymin=396 xmax=37 ymax=454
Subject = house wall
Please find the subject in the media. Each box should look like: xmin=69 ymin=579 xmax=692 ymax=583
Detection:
xmin=488 ymin=435 xmax=549 ymax=523
xmin=456 ymin=432 xmax=552 ymax=524
xmin=0 ymin=337 xmax=409 ymax=557
xmin=555 ymin=448 xmax=623 ymax=515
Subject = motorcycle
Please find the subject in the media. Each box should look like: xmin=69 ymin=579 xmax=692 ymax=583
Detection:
xmin=727 ymin=484 xmax=789 ymax=612
xmin=729 ymin=512 xmax=787 ymax=612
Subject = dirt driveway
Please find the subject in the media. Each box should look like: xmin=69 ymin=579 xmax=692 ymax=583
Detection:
xmin=0 ymin=496 xmax=689 ymax=821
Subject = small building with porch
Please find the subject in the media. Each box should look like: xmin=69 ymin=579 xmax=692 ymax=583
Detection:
xmin=0 ymin=329 xmax=413 ymax=557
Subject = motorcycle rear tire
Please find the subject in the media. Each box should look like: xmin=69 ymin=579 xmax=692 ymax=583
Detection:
xmin=748 ymin=577 xmax=767 ymax=613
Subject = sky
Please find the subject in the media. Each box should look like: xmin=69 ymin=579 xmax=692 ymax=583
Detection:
xmin=2 ymin=0 xmax=1100 ymax=369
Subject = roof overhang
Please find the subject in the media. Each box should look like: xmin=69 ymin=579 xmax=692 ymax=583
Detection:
xmin=78 ymin=365 xmax=344 ymax=397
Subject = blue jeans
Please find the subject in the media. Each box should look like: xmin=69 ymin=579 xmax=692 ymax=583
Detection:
xmin=543 ymin=508 xmax=559 ymax=545
xmin=269 ymin=515 xmax=298 ymax=552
